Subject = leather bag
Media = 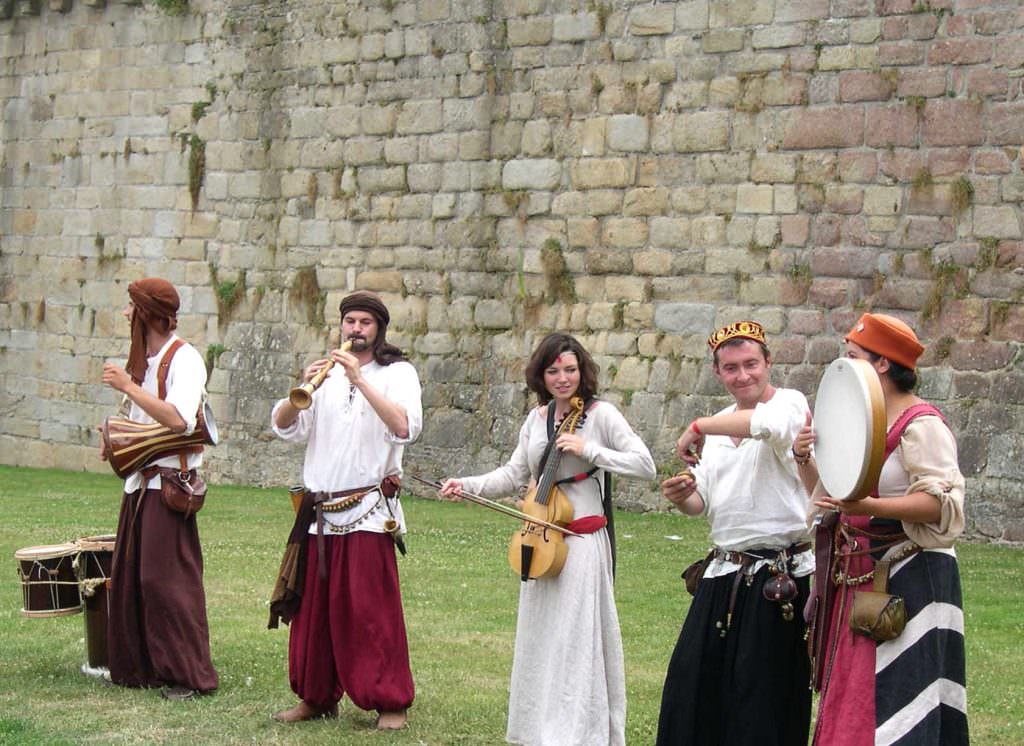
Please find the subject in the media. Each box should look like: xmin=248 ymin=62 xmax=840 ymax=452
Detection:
xmin=155 ymin=467 xmax=207 ymax=518
xmin=849 ymin=557 xmax=907 ymax=642
xmin=681 ymin=550 xmax=715 ymax=596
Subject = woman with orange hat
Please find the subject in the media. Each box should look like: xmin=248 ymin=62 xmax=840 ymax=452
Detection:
xmin=796 ymin=313 xmax=968 ymax=746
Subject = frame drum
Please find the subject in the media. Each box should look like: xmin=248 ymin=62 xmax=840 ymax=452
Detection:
xmin=813 ymin=357 xmax=886 ymax=500
xmin=15 ymin=543 xmax=83 ymax=618
xmin=74 ymin=534 xmax=116 ymax=673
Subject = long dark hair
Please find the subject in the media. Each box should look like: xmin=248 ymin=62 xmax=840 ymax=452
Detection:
xmin=524 ymin=333 xmax=600 ymax=405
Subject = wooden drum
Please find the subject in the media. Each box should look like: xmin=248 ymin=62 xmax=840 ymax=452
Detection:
xmin=15 ymin=543 xmax=83 ymax=618
xmin=74 ymin=534 xmax=116 ymax=674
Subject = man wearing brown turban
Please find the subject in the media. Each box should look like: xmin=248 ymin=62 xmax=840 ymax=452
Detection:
xmin=270 ymin=290 xmax=422 ymax=729
xmin=101 ymin=278 xmax=218 ymax=700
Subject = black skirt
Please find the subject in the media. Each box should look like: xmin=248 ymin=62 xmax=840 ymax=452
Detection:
xmin=657 ymin=564 xmax=812 ymax=746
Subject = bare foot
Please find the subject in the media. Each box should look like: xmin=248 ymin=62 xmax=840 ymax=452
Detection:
xmin=272 ymin=700 xmax=338 ymax=723
xmin=376 ymin=709 xmax=407 ymax=730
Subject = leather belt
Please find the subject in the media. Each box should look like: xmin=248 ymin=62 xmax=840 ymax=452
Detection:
xmin=714 ymin=541 xmax=811 ymax=566
xmin=712 ymin=541 xmax=811 ymax=638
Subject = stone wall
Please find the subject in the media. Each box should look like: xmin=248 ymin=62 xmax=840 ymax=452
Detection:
xmin=1 ymin=0 xmax=1022 ymax=540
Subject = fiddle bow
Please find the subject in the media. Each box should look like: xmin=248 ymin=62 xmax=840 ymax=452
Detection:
xmin=410 ymin=475 xmax=582 ymax=537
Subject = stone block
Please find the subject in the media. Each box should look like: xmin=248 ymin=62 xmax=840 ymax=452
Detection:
xmin=607 ymin=114 xmax=649 ymax=152
xmin=783 ymin=108 xmax=863 ymax=149
xmin=396 ymin=100 xmax=443 ymax=135
xmin=864 ymin=185 xmax=905 ymax=214
xmin=521 ymin=119 xmax=553 ymax=156
xmin=553 ymin=13 xmax=599 ymax=41
xmin=922 ymin=100 xmax=984 ymax=146
xmin=507 ymin=17 xmax=553 ymax=46
xmin=474 ymin=299 xmax=514 ymax=330
xmin=839 ymin=71 xmax=895 ymax=102
xmin=752 ymin=26 xmax=805 ymax=49
xmin=775 ymin=0 xmax=828 ymax=22
xmin=623 ymin=187 xmax=668 ymax=216
xmin=602 ymin=219 xmax=648 ymax=249
xmin=629 ymin=6 xmax=675 ymax=36
xmin=612 ymin=357 xmax=650 ymax=390
xmin=357 ymin=166 xmax=406 ymax=193
xmin=973 ymin=207 xmax=1022 ymax=239
xmin=571 ymin=158 xmax=634 ymax=190
xmin=502 ymin=159 xmax=561 ymax=190
xmin=672 ymin=112 xmax=729 ymax=152
xmin=709 ymin=0 xmax=772 ymax=27
xmin=676 ymin=0 xmax=709 ymax=31
xmin=736 ymin=184 xmax=773 ymax=213
xmin=988 ymin=102 xmax=1024 ymax=146
xmin=654 ymin=303 xmax=716 ymax=333
xmin=605 ymin=275 xmax=647 ymax=301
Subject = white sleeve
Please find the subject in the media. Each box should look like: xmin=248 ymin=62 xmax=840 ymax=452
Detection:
xmin=165 ymin=344 xmax=207 ymax=434
xmin=384 ymin=361 xmax=423 ymax=445
xmin=580 ymin=404 xmax=656 ymax=480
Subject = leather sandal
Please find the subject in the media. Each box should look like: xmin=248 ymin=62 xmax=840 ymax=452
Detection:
xmin=272 ymin=700 xmax=338 ymax=723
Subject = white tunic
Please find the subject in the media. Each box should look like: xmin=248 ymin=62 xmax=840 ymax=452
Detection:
xmin=123 ymin=335 xmax=207 ymax=494
xmin=459 ymin=401 xmax=656 ymax=746
xmin=271 ymin=359 xmax=422 ymax=535
xmin=692 ymin=387 xmax=815 ymax=579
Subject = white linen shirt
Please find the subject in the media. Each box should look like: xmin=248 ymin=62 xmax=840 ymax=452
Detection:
xmin=271 ymin=359 xmax=422 ymax=536
xmin=123 ymin=335 xmax=208 ymax=494
xmin=693 ymin=387 xmax=814 ymax=578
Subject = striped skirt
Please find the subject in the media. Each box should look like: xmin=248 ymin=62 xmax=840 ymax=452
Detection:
xmin=814 ymin=536 xmax=968 ymax=745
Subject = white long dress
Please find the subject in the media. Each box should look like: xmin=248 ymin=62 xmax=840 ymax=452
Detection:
xmin=459 ymin=401 xmax=656 ymax=746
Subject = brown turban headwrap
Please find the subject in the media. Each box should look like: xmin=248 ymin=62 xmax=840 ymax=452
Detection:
xmin=338 ymin=290 xmax=406 ymax=366
xmin=125 ymin=278 xmax=180 ymax=384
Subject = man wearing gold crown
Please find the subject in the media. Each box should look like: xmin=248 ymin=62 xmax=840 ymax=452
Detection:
xmin=101 ymin=277 xmax=218 ymax=701
xmin=655 ymin=321 xmax=815 ymax=746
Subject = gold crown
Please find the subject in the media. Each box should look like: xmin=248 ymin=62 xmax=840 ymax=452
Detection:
xmin=706 ymin=320 xmax=766 ymax=351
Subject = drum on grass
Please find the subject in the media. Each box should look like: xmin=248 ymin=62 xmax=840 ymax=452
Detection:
xmin=813 ymin=357 xmax=886 ymax=500
xmin=74 ymin=534 xmax=116 ymax=675
xmin=15 ymin=543 xmax=83 ymax=618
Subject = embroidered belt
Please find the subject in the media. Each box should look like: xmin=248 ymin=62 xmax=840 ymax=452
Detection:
xmin=317 ymin=485 xmax=378 ymax=512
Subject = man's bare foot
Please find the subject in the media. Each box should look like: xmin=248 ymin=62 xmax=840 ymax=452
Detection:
xmin=272 ymin=700 xmax=338 ymax=723
xmin=376 ymin=709 xmax=407 ymax=730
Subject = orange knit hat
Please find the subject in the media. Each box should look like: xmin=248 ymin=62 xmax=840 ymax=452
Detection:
xmin=845 ymin=313 xmax=924 ymax=370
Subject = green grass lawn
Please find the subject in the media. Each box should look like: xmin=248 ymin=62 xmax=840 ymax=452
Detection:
xmin=0 ymin=466 xmax=1021 ymax=744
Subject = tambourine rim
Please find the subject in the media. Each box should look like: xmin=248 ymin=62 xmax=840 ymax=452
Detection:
xmin=814 ymin=357 xmax=886 ymax=500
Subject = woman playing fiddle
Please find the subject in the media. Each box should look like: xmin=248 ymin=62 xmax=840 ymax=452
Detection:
xmin=441 ymin=333 xmax=655 ymax=746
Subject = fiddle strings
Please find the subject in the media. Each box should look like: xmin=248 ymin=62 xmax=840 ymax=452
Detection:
xmin=410 ymin=475 xmax=582 ymax=537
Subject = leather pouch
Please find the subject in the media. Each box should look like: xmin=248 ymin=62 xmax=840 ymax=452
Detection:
xmin=681 ymin=550 xmax=714 ymax=596
xmin=157 ymin=468 xmax=207 ymax=518
xmin=849 ymin=558 xmax=906 ymax=641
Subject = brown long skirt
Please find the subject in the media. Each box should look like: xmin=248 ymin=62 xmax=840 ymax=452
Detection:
xmin=107 ymin=488 xmax=218 ymax=692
